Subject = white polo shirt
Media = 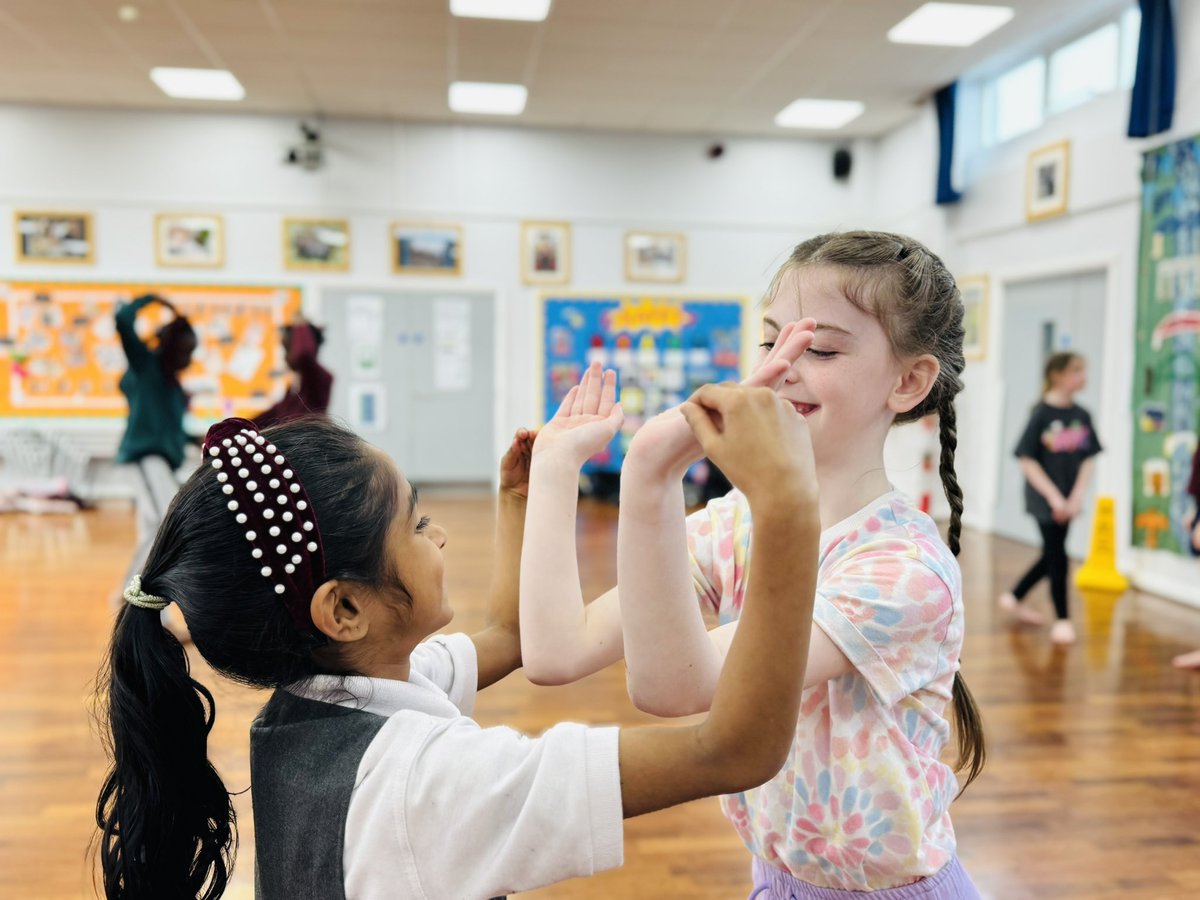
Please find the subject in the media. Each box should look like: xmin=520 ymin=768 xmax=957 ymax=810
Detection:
xmin=288 ymin=634 xmax=624 ymax=900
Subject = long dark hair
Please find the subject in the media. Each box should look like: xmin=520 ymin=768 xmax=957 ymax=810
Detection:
xmin=95 ymin=418 xmax=407 ymax=899
xmin=769 ymin=231 xmax=986 ymax=792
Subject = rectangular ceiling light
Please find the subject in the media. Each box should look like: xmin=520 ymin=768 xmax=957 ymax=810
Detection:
xmin=149 ymin=67 xmax=245 ymax=100
xmin=774 ymin=98 xmax=865 ymax=130
xmin=450 ymin=0 xmax=552 ymax=21
xmin=448 ymin=81 xmax=528 ymax=115
xmin=888 ymin=3 xmax=1014 ymax=47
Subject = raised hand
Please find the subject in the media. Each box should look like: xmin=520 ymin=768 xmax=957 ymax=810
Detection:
xmin=679 ymin=383 xmax=817 ymax=512
xmin=743 ymin=318 xmax=817 ymax=390
xmin=499 ymin=427 xmax=536 ymax=499
xmin=533 ymin=362 xmax=623 ymax=468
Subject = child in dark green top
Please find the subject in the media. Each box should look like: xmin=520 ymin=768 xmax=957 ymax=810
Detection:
xmin=114 ymin=294 xmax=196 ymax=633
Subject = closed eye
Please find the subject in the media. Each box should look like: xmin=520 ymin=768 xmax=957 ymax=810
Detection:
xmin=759 ymin=341 xmax=776 ymax=351
xmin=416 ymin=515 xmax=431 ymax=532
xmin=807 ymin=348 xmax=837 ymax=359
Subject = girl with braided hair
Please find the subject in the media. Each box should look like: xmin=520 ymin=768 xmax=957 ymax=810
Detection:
xmin=521 ymin=231 xmax=984 ymax=897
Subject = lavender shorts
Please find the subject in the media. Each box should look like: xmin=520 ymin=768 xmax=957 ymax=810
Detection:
xmin=749 ymin=857 xmax=981 ymax=900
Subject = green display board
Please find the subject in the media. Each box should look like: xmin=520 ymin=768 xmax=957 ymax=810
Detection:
xmin=1132 ymin=137 xmax=1200 ymax=553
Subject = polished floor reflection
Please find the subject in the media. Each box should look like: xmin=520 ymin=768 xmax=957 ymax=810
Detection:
xmin=2 ymin=497 xmax=1198 ymax=899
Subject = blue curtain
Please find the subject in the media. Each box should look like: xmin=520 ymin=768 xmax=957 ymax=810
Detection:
xmin=935 ymin=82 xmax=962 ymax=205
xmin=1128 ymin=0 xmax=1176 ymax=138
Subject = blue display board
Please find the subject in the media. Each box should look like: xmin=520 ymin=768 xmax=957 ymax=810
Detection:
xmin=542 ymin=295 xmax=745 ymax=473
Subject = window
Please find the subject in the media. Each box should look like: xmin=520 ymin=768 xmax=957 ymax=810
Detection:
xmin=1048 ymin=23 xmax=1119 ymax=114
xmin=979 ymin=4 xmax=1142 ymax=147
xmin=985 ymin=57 xmax=1046 ymax=144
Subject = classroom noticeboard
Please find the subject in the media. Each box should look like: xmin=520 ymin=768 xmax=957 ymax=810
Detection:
xmin=1132 ymin=136 xmax=1200 ymax=554
xmin=0 ymin=281 xmax=302 ymax=420
xmin=542 ymin=294 xmax=745 ymax=474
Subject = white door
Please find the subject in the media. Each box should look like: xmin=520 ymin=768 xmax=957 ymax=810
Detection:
xmin=994 ymin=271 xmax=1107 ymax=559
xmin=321 ymin=289 xmax=496 ymax=484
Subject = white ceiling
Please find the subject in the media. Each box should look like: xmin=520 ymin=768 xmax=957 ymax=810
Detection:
xmin=0 ymin=0 xmax=1133 ymax=137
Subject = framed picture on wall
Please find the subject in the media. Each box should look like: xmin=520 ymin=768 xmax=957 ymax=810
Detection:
xmin=283 ymin=218 xmax=351 ymax=271
xmin=958 ymin=274 xmax=989 ymax=361
xmin=625 ymin=231 xmax=686 ymax=283
xmin=520 ymin=221 xmax=571 ymax=285
xmin=14 ymin=211 xmax=94 ymax=264
xmin=1025 ymin=140 xmax=1070 ymax=222
xmin=155 ymin=213 xmax=224 ymax=268
xmin=391 ymin=222 xmax=462 ymax=276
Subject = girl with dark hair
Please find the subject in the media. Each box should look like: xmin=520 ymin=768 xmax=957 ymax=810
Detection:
xmin=521 ymin=232 xmax=985 ymax=897
xmin=112 ymin=293 xmax=197 ymax=631
xmin=95 ymin=364 xmax=823 ymax=900
xmin=998 ymin=351 xmax=1102 ymax=645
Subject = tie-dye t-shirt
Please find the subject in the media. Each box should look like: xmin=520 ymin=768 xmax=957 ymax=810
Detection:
xmin=686 ymin=489 xmax=964 ymax=890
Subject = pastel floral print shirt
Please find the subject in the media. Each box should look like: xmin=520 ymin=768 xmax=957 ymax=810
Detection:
xmin=687 ymin=490 xmax=964 ymax=890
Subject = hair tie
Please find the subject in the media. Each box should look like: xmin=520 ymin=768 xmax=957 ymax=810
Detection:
xmin=202 ymin=418 xmax=327 ymax=635
xmin=123 ymin=574 xmax=169 ymax=611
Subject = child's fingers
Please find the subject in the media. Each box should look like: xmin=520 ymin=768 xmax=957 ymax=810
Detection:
xmin=598 ymin=369 xmax=618 ymax=416
xmin=580 ymin=360 xmax=604 ymax=414
xmin=605 ymin=401 xmax=624 ymax=431
xmin=555 ymin=385 xmax=580 ymax=419
xmin=571 ymin=366 xmax=593 ymax=416
xmin=679 ymin=399 xmax=722 ymax=450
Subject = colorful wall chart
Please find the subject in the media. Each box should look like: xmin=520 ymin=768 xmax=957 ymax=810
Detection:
xmin=0 ymin=281 xmax=302 ymax=419
xmin=542 ymin=294 xmax=745 ymax=473
xmin=1132 ymin=136 xmax=1200 ymax=553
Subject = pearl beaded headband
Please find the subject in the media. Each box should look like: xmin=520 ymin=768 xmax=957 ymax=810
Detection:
xmin=202 ymin=418 xmax=326 ymax=634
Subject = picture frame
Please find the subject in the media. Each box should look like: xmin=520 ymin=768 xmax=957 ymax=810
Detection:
xmin=958 ymin=274 xmax=989 ymax=362
xmin=14 ymin=211 xmax=94 ymax=264
xmin=520 ymin=221 xmax=571 ymax=285
xmin=624 ymin=230 xmax=686 ymax=283
xmin=155 ymin=213 xmax=224 ymax=268
xmin=1025 ymin=140 xmax=1070 ymax=222
xmin=391 ymin=222 xmax=462 ymax=276
xmin=283 ymin=218 xmax=351 ymax=271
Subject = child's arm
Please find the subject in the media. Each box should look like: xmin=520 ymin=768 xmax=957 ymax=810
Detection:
xmin=618 ymin=383 xmax=819 ymax=815
xmin=471 ymin=428 xmax=535 ymax=690
xmin=619 ymin=321 xmax=815 ymax=715
xmin=1017 ymin=457 xmax=1069 ymax=520
xmin=1064 ymin=457 xmax=1095 ymax=519
xmin=519 ymin=364 xmax=625 ymax=684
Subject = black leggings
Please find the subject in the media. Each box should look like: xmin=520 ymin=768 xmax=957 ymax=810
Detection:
xmin=1012 ymin=519 xmax=1071 ymax=620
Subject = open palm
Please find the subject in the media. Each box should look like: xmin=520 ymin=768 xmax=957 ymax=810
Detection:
xmin=534 ymin=362 xmax=624 ymax=466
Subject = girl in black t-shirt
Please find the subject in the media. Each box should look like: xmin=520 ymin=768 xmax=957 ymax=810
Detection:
xmin=999 ymin=352 xmax=1102 ymax=645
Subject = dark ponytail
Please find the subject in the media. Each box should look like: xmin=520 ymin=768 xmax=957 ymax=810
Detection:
xmin=95 ymin=603 xmax=235 ymax=899
xmin=94 ymin=417 xmax=407 ymax=897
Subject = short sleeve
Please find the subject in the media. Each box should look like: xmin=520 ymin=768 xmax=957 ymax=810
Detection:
xmin=1013 ymin=408 xmax=1043 ymax=460
xmin=813 ymin=539 xmax=955 ymax=708
xmin=1083 ymin=409 xmax=1103 ymax=456
xmin=404 ymin=719 xmax=623 ymax=897
xmin=410 ymin=633 xmax=478 ymax=716
xmin=685 ymin=491 xmax=748 ymax=619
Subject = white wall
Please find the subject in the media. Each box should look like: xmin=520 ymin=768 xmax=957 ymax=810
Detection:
xmin=875 ymin=0 xmax=1200 ymax=606
xmin=0 ymin=105 xmax=879 ymax=475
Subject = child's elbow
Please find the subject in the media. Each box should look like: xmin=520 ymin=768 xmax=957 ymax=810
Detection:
xmin=522 ymin=657 xmax=577 ymax=687
xmin=627 ymin=677 xmax=710 ymax=718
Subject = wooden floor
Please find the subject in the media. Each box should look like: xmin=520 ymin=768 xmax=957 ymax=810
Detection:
xmin=3 ymin=496 xmax=1200 ymax=899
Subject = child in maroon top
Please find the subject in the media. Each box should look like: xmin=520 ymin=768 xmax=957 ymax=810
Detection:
xmin=256 ymin=321 xmax=334 ymax=428
xmin=1174 ymin=441 xmax=1200 ymax=670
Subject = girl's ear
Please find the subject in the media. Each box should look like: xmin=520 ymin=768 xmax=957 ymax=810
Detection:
xmin=310 ymin=580 xmax=370 ymax=643
xmin=889 ymin=354 xmax=940 ymax=415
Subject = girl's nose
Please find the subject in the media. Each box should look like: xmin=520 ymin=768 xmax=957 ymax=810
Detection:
xmin=432 ymin=524 xmax=448 ymax=549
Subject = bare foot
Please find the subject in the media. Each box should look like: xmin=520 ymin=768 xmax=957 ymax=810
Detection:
xmin=1049 ymin=619 xmax=1077 ymax=645
xmin=1172 ymin=649 xmax=1200 ymax=669
xmin=998 ymin=592 xmax=1046 ymax=625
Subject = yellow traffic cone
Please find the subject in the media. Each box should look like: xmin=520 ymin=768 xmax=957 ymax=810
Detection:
xmin=1075 ymin=496 xmax=1129 ymax=593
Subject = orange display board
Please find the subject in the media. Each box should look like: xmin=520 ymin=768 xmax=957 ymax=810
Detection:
xmin=0 ymin=281 xmax=302 ymax=419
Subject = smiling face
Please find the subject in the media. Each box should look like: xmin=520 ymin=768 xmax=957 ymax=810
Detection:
xmin=756 ymin=266 xmax=912 ymax=465
xmin=380 ymin=459 xmax=453 ymax=640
